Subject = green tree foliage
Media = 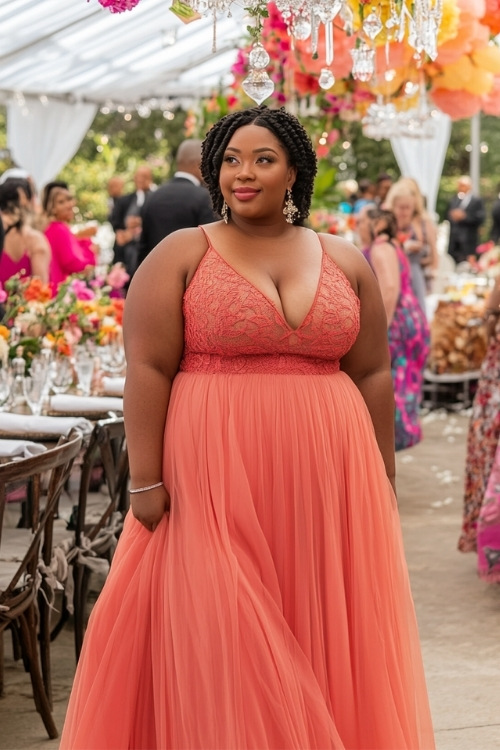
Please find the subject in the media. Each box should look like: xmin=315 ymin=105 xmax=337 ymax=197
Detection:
xmin=0 ymin=103 xmax=498 ymax=233
xmin=58 ymin=107 xmax=187 ymax=222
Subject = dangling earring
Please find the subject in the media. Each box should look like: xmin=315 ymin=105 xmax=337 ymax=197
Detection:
xmin=283 ymin=189 xmax=299 ymax=224
xmin=221 ymin=201 xmax=229 ymax=224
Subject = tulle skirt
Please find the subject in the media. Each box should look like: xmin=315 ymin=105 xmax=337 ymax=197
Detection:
xmin=60 ymin=371 xmax=434 ymax=749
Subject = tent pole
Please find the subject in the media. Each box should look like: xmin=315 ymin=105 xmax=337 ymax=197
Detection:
xmin=470 ymin=113 xmax=481 ymax=194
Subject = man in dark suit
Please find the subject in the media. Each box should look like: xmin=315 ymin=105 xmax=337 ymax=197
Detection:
xmin=110 ymin=165 xmax=153 ymax=277
xmin=446 ymin=175 xmax=485 ymax=264
xmin=138 ymin=139 xmax=217 ymax=266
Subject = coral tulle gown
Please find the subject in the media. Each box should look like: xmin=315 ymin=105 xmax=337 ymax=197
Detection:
xmin=60 ymin=232 xmax=435 ymax=750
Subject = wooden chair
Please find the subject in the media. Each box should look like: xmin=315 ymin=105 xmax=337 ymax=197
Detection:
xmin=0 ymin=430 xmax=83 ymax=739
xmin=52 ymin=416 xmax=129 ymax=660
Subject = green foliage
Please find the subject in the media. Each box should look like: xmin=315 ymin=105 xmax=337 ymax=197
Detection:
xmin=312 ymin=160 xmax=337 ymax=208
xmin=1 ymin=101 xmax=499 ymax=234
xmin=58 ymin=107 xmax=187 ymax=223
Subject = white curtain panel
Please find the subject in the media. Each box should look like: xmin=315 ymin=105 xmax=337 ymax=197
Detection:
xmin=390 ymin=111 xmax=452 ymax=217
xmin=6 ymin=98 xmax=97 ymax=193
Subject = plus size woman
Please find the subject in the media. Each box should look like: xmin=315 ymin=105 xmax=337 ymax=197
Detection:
xmin=61 ymin=107 xmax=434 ymax=750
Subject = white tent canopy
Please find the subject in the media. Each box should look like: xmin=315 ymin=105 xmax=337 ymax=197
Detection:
xmin=0 ymin=0 xmax=451 ymax=209
xmin=0 ymin=0 xmax=246 ymax=186
xmin=0 ymin=0 xmax=244 ymax=106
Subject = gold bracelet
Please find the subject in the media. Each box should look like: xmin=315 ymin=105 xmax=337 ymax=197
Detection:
xmin=129 ymin=481 xmax=164 ymax=495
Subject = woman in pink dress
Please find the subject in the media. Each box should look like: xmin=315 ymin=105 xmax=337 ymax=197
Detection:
xmin=42 ymin=184 xmax=96 ymax=289
xmin=61 ymin=107 xmax=435 ymax=749
xmin=0 ymin=178 xmax=51 ymax=284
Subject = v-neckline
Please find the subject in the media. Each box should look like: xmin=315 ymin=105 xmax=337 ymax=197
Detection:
xmin=208 ymin=240 xmax=325 ymax=333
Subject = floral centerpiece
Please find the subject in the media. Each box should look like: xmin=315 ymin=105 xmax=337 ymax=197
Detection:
xmin=468 ymin=241 xmax=500 ymax=278
xmin=0 ymin=264 xmax=128 ymax=367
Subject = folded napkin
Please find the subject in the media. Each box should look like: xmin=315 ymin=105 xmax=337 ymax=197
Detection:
xmin=101 ymin=376 xmax=125 ymax=396
xmin=0 ymin=439 xmax=48 ymax=458
xmin=50 ymin=394 xmax=123 ymax=414
xmin=0 ymin=412 xmax=93 ymax=437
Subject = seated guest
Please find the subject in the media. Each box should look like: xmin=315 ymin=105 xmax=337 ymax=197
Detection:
xmin=0 ymin=179 xmax=51 ymax=284
xmin=42 ymin=184 xmax=97 ymax=289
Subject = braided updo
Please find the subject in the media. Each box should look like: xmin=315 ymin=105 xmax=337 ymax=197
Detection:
xmin=201 ymin=106 xmax=317 ymax=226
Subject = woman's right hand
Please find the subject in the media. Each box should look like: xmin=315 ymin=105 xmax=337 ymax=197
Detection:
xmin=131 ymin=486 xmax=170 ymax=532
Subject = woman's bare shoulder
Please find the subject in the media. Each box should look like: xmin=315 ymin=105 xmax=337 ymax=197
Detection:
xmin=317 ymin=231 xmax=371 ymax=289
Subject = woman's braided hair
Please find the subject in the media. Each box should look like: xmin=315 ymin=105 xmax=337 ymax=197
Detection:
xmin=201 ymin=106 xmax=317 ymax=226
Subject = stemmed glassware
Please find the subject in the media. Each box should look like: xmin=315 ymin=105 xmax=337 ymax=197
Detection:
xmin=23 ymin=372 xmax=48 ymax=416
xmin=49 ymin=355 xmax=74 ymax=394
xmin=74 ymin=349 xmax=95 ymax=397
xmin=98 ymin=335 xmax=126 ymax=376
xmin=0 ymin=360 xmax=11 ymax=412
xmin=22 ymin=355 xmax=51 ymax=416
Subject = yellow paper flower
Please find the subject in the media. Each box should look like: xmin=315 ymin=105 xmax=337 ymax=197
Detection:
xmin=438 ymin=0 xmax=461 ymax=46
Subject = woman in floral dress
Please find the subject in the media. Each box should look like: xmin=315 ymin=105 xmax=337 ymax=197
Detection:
xmin=358 ymin=205 xmax=430 ymax=450
xmin=459 ymin=275 xmax=500 ymax=573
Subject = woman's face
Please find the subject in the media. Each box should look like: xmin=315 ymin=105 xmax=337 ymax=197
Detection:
xmin=51 ymin=189 xmax=75 ymax=222
xmin=392 ymin=196 xmax=415 ymax=228
xmin=356 ymin=207 xmax=373 ymax=246
xmin=219 ymin=123 xmax=296 ymax=224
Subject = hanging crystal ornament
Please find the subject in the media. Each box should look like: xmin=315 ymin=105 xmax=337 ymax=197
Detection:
xmin=291 ymin=14 xmax=311 ymax=41
xmin=351 ymin=43 xmax=375 ymax=82
xmin=242 ymin=43 xmax=274 ymax=105
xmin=248 ymin=42 xmax=270 ymax=69
xmin=318 ymin=68 xmax=335 ymax=90
xmin=362 ymin=9 xmax=383 ymax=41
xmin=242 ymin=70 xmax=275 ymax=104
xmin=339 ymin=2 xmax=354 ymax=35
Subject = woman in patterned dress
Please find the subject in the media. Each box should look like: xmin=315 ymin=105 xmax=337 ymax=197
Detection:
xmin=358 ymin=205 xmax=430 ymax=450
xmin=459 ymin=275 xmax=500 ymax=565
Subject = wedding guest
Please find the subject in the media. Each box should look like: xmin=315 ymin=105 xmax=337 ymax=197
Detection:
xmin=446 ymin=175 xmax=485 ymax=264
xmin=0 ymin=178 xmax=51 ymax=284
xmin=489 ymin=183 xmax=500 ymax=244
xmin=353 ymin=178 xmax=376 ymax=214
xmin=459 ymin=275 xmax=500 ymax=561
xmin=375 ymin=172 xmax=393 ymax=205
xmin=138 ymin=139 xmax=217 ymax=265
xmin=358 ymin=204 xmax=430 ymax=450
xmin=384 ymin=177 xmax=439 ymax=310
xmin=110 ymin=165 xmax=153 ymax=273
xmin=42 ymin=184 xmax=97 ymax=289
xmin=337 ymin=178 xmax=358 ymax=215
xmin=60 ymin=106 xmax=434 ymax=750
xmin=106 ymin=175 xmax=125 ymax=221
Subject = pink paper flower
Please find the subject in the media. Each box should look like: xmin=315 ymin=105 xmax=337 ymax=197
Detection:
xmin=0 ymin=285 xmax=6 ymax=304
xmin=97 ymin=0 xmax=141 ymax=12
xmin=70 ymin=279 xmax=96 ymax=301
xmin=106 ymin=263 xmax=130 ymax=290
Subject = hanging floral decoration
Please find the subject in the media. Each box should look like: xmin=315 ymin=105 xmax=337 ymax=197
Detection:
xmin=96 ymin=0 xmax=141 ymax=11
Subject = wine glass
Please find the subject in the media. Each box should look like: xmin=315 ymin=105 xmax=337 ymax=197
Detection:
xmin=98 ymin=338 xmax=126 ymax=376
xmin=50 ymin=355 xmax=74 ymax=394
xmin=0 ymin=361 xmax=11 ymax=411
xmin=74 ymin=351 xmax=95 ymax=397
xmin=23 ymin=372 xmax=48 ymax=416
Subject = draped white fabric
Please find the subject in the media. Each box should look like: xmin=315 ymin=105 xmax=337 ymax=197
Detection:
xmin=390 ymin=111 xmax=452 ymax=216
xmin=6 ymin=99 xmax=97 ymax=192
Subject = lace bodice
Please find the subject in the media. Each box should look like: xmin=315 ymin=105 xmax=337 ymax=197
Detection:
xmin=180 ymin=237 xmax=360 ymax=375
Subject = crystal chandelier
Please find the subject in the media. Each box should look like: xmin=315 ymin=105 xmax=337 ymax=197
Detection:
xmin=98 ymin=1 xmax=444 ymax=106
xmin=362 ymin=82 xmax=438 ymax=141
xmin=182 ymin=1 xmax=444 ymax=103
